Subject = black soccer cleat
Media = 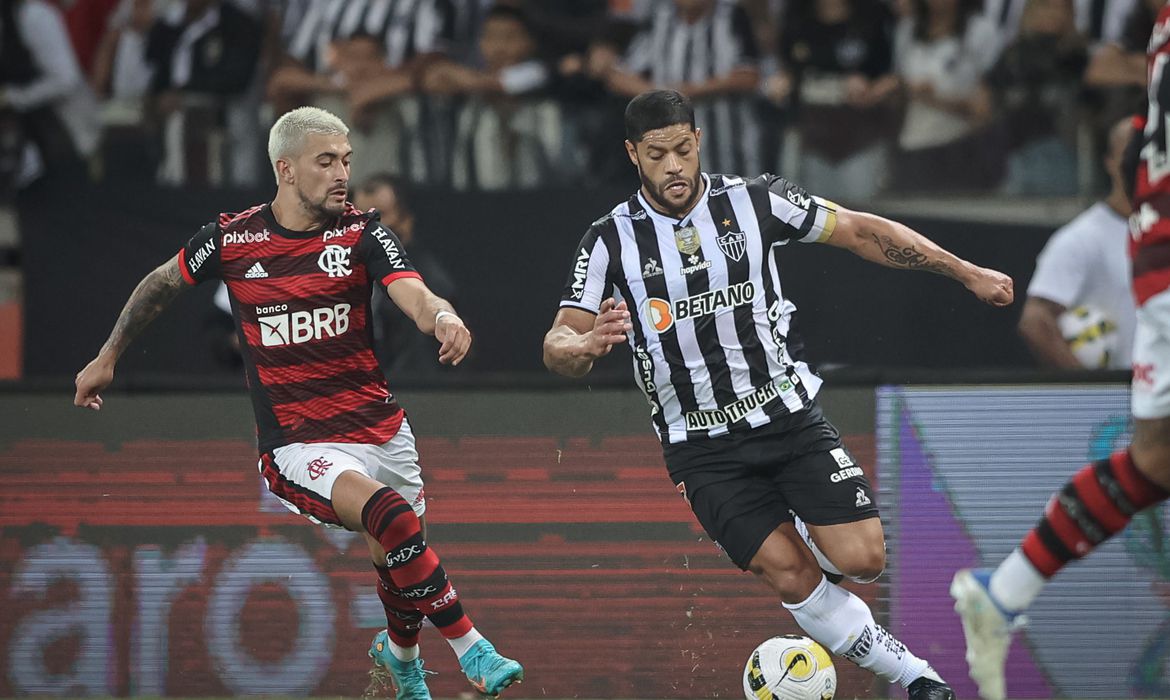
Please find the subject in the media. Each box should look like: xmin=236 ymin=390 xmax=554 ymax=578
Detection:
xmin=908 ymin=676 xmax=956 ymax=700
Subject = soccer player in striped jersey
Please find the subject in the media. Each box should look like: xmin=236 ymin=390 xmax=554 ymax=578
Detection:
xmin=73 ymin=107 xmax=521 ymax=700
xmin=952 ymin=6 xmax=1170 ymax=699
xmin=543 ymin=89 xmax=1014 ymax=699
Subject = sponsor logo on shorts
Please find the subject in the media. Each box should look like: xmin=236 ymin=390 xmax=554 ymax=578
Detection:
xmin=830 ymin=448 xmax=854 ymax=468
xmin=830 ymin=466 xmax=864 ymax=483
xmin=855 ymin=487 xmax=871 ymax=508
xmin=307 ymin=457 xmax=331 ymax=480
xmin=684 ymin=378 xmax=784 ymax=430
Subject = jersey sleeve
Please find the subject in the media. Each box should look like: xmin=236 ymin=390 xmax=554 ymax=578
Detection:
xmin=178 ymin=221 xmax=221 ymax=285
xmin=1026 ymin=227 xmax=1088 ymax=309
xmin=758 ymin=174 xmax=839 ymax=245
xmin=356 ymin=222 xmax=422 ymax=288
xmin=559 ymin=225 xmax=612 ymax=314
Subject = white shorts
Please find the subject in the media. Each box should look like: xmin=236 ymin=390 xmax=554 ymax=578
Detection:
xmin=1132 ymin=288 xmax=1170 ymax=420
xmin=258 ymin=419 xmax=425 ymax=528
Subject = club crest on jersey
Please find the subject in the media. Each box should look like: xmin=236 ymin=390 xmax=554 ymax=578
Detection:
xmin=717 ymin=229 xmax=746 ymax=262
xmin=674 ymin=226 xmax=701 ymax=255
xmin=318 ymin=245 xmax=352 ymax=277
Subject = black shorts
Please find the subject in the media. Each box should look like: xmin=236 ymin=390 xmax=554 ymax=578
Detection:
xmin=663 ymin=402 xmax=878 ymax=570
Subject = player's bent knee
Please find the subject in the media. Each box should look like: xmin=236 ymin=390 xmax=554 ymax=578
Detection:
xmin=749 ymin=549 xmax=822 ymax=602
xmin=838 ymin=547 xmax=885 ymax=583
xmin=331 ymin=470 xmax=388 ymax=531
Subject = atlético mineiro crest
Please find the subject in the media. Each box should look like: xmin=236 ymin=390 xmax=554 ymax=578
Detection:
xmin=717 ymin=229 xmax=746 ymax=262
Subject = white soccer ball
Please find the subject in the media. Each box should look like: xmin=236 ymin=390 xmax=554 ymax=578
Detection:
xmin=1057 ymin=305 xmax=1119 ymax=369
xmin=743 ymin=635 xmax=836 ymax=700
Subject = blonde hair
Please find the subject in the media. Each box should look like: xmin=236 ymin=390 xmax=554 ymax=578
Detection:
xmin=267 ymin=107 xmax=350 ymax=177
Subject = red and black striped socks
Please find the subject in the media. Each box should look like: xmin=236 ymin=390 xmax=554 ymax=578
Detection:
xmin=362 ymin=487 xmax=474 ymax=641
xmin=992 ymin=450 xmax=1168 ymax=612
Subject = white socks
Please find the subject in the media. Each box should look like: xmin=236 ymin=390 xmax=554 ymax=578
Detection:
xmin=388 ymin=639 xmax=420 ymax=662
xmin=447 ymin=627 xmax=485 ymax=658
xmin=389 ymin=627 xmax=485 ymax=661
xmin=989 ymin=548 xmax=1046 ymax=613
xmin=784 ymin=576 xmax=933 ymax=688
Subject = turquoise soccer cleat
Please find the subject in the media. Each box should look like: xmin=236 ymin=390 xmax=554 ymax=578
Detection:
xmin=368 ymin=630 xmax=434 ymax=700
xmin=458 ymin=639 xmax=524 ymax=697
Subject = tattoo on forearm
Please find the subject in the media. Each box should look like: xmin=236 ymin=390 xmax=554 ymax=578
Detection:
xmin=868 ymin=233 xmax=953 ymax=276
xmin=101 ymin=262 xmax=186 ymax=357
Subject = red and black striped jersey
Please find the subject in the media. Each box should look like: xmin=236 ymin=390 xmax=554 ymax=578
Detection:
xmin=178 ymin=203 xmax=421 ymax=451
xmin=1131 ymin=3 xmax=1170 ymax=305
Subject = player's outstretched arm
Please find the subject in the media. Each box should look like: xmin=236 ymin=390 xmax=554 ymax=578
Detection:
xmin=74 ymin=254 xmax=188 ymax=410
xmin=827 ymin=208 xmax=1014 ymax=307
xmin=543 ymin=299 xmax=632 ymax=378
xmin=385 ymin=276 xmax=471 ymax=365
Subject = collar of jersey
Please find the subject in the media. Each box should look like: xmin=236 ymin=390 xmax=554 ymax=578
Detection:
xmin=635 ymin=172 xmax=711 ymax=228
xmin=261 ymin=203 xmax=332 ymax=239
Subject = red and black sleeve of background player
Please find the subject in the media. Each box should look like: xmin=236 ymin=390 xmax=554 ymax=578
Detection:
xmin=356 ymin=222 xmax=423 ymax=289
xmin=177 ymin=221 xmax=222 ymax=286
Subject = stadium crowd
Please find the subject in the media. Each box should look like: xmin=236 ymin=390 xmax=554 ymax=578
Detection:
xmin=0 ymin=0 xmax=1160 ymax=200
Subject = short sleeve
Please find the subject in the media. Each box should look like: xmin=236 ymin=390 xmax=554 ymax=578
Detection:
xmin=760 ymin=175 xmax=839 ymax=245
xmin=178 ymin=221 xmax=221 ymax=285
xmin=357 ymin=222 xmax=422 ymax=288
xmin=559 ymin=226 xmax=612 ymax=314
xmin=1026 ymin=227 xmax=1089 ymax=309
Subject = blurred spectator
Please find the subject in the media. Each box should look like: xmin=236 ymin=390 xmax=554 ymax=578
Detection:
xmin=0 ymin=0 xmax=99 ymax=191
xmin=513 ymin=0 xmax=609 ymax=64
xmin=985 ymin=0 xmax=1140 ymax=46
xmin=892 ymin=0 xmax=1001 ymax=192
xmin=610 ymin=0 xmax=764 ymax=175
xmin=142 ymin=0 xmax=263 ymax=186
xmin=1018 ymin=118 xmax=1135 ymax=368
xmin=557 ymin=19 xmax=641 ymax=185
xmin=61 ymin=0 xmax=122 ymax=74
xmin=268 ymin=0 xmax=455 ymax=183
xmin=770 ymin=0 xmax=898 ymax=201
xmin=1083 ymin=0 xmax=1158 ymax=131
xmin=90 ymin=0 xmax=159 ymax=102
xmin=986 ymin=0 xmax=1088 ymax=195
xmin=422 ymin=4 xmax=563 ymax=189
xmin=353 ymin=173 xmax=459 ymax=377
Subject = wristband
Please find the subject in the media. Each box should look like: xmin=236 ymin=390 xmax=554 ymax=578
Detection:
xmin=435 ymin=310 xmax=459 ymax=325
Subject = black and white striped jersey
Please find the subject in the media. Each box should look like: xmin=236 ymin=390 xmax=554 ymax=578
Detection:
xmin=559 ymin=173 xmax=839 ymax=444
xmin=282 ymin=0 xmax=453 ymax=72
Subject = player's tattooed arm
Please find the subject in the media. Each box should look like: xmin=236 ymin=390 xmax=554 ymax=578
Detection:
xmin=75 ymin=255 xmax=188 ymax=410
xmin=828 ymin=208 xmax=1014 ymax=307
xmin=99 ymin=255 xmax=188 ymax=360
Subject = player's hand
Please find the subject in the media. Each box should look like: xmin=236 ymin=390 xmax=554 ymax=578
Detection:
xmin=435 ymin=313 xmax=472 ymax=366
xmin=584 ymin=298 xmax=632 ymax=359
xmin=966 ymin=267 xmax=1014 ymax=307
xmin=74 ymin=356 xmax=114 ymax=411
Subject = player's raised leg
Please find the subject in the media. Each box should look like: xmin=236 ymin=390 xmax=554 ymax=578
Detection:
xmin=331 ymin=471 xmax=524 ymax=698
xmin=751 ymin=522 xmax=953 ymax=700
xmin=952 ymin=414 xmax=1170 ymax=700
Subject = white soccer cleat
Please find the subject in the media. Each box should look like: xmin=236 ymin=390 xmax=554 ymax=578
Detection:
xmin=950 ymin=568 xmax=1025 ymax=700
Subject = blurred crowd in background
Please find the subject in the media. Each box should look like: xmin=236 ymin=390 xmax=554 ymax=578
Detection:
xmin=0 ymin=0 xmax=1162 ymax=202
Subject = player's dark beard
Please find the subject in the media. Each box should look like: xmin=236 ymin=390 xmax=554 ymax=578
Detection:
xmin=638 ymin=164 xmax=700 ymax=218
